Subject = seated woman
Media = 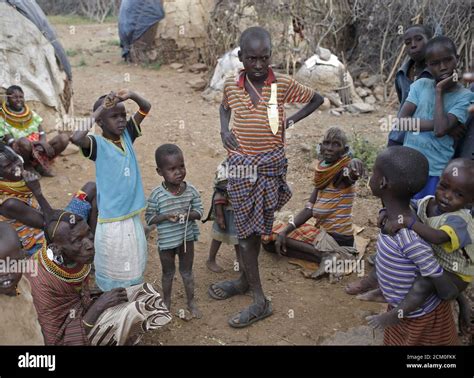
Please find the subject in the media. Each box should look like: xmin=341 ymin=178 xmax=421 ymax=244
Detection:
xmin=24 ymin=175 xmax=172 ymax=346
xmin=0 ymin=85 xmax=69 ymax=177
xmin=262 ymin=127 xmax=364 ymax=264
xmin=0 ymin=222 xmax=44 ymax=345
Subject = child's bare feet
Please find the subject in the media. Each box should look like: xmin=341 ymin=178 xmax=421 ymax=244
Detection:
xmin=366 ymin=311 xmax=400 ymax=329
xmin=356 ymin=288 xmax=386 ymax=303
xmin=206 ymin=259 xmax=224 ymax=273
xmin=188 ymin=300 xmax=202 ymax=319
xmin=345 ymin=276 xmax=378 ymax=295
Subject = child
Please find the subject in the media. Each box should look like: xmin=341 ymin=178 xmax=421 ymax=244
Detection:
xmin=208 ymin=26 xmax=323 ymax=328
xmin=0 ymin=222 xmax=44 ymax=345
xmin=0 ymin=85 xmax=70 ymax=177
xmin=202 ymin=160 xmax=240 ymax=273
xmin=0 ymin=144 xmax=45 ymax=256
xmin=398 ymin=36 xmax=474 ymax=198
xmin=366 ymin=146 xmax=459 ymax=345
xmin=71 ymin=89 xmax=151 ymax=291
xmin=366 ymin=158 xmax=473 ymax=331
xmin=145 ymin=144 xmax=203 ymax=319
xmin=262 ymin=127 xmax=364 ymax=267
xmin=389 ymin=24 xmax=433 ymax=146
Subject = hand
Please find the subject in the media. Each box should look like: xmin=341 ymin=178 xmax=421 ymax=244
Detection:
xmin=347 ymin=159 xmax=364 ymax=180
xmin=274 ymin=232 xmax=287 ymax=257
xmin=103 ymin=91 xmax=118 ymax=109
xmin=377 ymin=209 xmax=387 ymax=229
xmin=95 ymin=288 xmax=128 ymax=312
xmin=436 ymin=74 xmax=457 ymax=93
xmin=39 ymin=141 xmax=55 ymax=158
xmin=383 ymin=217 xmax=404 ymax=236
xmin=220 ymin=131 xmax=239 ymax=150
xmin=22 ymin=170 xmax=41 ymax=194
xmin=448 ymin=123 xmax=467 ymax=141
xmin=116 ymin=89 xmax=132 ymax=102
xmin=166 ymin=212 xmax=180 ymax=223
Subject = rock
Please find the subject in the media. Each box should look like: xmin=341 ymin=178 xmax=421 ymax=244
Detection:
xmin=364 ymin=95 xmax=376 ymax=104
xmin=170 ymin=62 xmax=184 ymax=70
xmin=177 ymin=68 xmax=184 ymax=73
xmin=360 ymin=74 xmax=382 ymax=88
xmin=188 ymin=63 xmax=208 ymax=73
xmin=347 ymin=102 xmax=375 ymax=113
xmin=187 ymin=77 xmax=207 ymax=91
xmin=355 ymin=87 xmax=369 ymax=98
xmin=317 ymin=46 xmax=332 ymax=61
xmin=329 ymin=109 xmax=341 ymax=116
xmin=325 ymin=92 xmax=342 ymax=107
xmin=373 ymin=85 xmax=385 ymax=102
xmin=319 ymin=97 xmax=331 ymax=111
xmin=359 ymin=71 xmax=369 ymax=79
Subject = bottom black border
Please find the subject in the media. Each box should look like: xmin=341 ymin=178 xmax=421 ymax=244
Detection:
xmin=1 ymin=345 xmax=473 ymax=377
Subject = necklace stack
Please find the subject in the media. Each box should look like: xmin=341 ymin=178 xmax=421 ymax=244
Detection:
xmin=163 ymin=182 xmax=183 ymax=196
xmin=39 ymin=244 xmax=90 ymax=284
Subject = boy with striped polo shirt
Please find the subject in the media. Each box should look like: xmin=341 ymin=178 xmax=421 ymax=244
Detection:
xmin=208 ymin=26 xmax=323 ymax=328
xmin=367 ymin=146 xmax=459 ymax=345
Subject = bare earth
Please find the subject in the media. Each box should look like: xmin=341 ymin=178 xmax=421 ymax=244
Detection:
xmin=41 ymin=22 xmax=398 ymax=345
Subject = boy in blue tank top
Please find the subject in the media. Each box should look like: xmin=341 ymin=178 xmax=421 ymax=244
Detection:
xmin=71 ymin=89 xmax=151 ymax=291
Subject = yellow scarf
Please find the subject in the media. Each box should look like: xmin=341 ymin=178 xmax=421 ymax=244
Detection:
xmin=314 ymin=155 xmax=351 ymax=189
xmin=0 ymin=101 xmax=33 ymax=130
xmin=0 ymin=180 xmax=33 ymax=199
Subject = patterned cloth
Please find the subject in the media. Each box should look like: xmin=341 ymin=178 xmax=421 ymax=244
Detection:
xmin=313 ymin=155 xmax=351 ymax=189
xmin=413 ymin=195 xmax=474 ymax=282
xmin=28 ymin=246 xmax=171 ymax=345
xmin=227 ymin=147 xmax=291 ymax=239
xmin=0 ymin=179 xmax=45 ymax=255
xmin=145 ymin=182 xmax=203 ymax=251
xmin=375 ymin=228 xmax=443 ymax=318
xmin=222 ymin=67 xmax=315 ymax=155
xmin=383 ymin=301 xmax=458 ymax=346
xmin=64 ymin=191 xmax=92 ymax=221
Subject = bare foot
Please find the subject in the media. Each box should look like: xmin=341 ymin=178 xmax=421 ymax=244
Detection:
xmin=366 ymin=311 xmax=401 ymax=329
xmin=188 ymin=300 xmax=202 ymax=319
xmin=345 ymin=277 xmax=378 ymax=295
xmin=356 ymin=288 xmax=387 ymax=303
xmin=206 ymin=259 xmax=224 ymax=273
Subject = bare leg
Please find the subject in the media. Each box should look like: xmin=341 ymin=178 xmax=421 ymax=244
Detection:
xmin=49 ymin=133 xmax=70 ymax=157
xmin=159 ymin=248 xmax=176 ymax=311
xmin=345 ymin=266 xmax=379 ymax=295
xmin=178 ymin=241 xmax=201 ymax=318
xmin=263 ymin=240 xmax=321 ymax=263
xmin=233 ymin=244 xmax=241 ymax=271
xmin=206 ymin=239 xmax=224 ymax=273
xmin=13 ymin=137 xmax=33 ymax=166
xmin=356 ymin=288 xmax=387 ymax=303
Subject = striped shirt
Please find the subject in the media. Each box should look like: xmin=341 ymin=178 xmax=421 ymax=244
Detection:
xmin=312 ymin=183 xmax=355 ymax=236
xmin=375 ymin=228 xmax=443 ymax=318
xmin=145 ymin=183 xmax=203 ymax=251
xmin=222 ymin=68 xmax=315 ymax=155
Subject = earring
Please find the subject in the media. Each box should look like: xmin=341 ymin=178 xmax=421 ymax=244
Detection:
xmin=48 ymin=244 xmax=64 ymax=265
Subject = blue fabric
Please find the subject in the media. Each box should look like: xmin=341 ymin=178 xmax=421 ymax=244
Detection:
xmin=389 ymin=59 xmax=432 ymax=145
xmin=403 ymin=78 xmax=474 ymax=176
xmin=65 ymin=197 xmax=91 ymax=221
xmin=94 ymin=129 xmax=146 ymax=223
xmin=118 ymin=0 xmax=165 ymax=58
xmin=413 ymin=176 xmax=439 ymax=200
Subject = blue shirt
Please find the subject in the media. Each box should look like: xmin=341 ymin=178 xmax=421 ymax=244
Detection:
xmin=81 ymin=118 xmax=146 ymax=223
xmin=403 ymin=78 xmax=474 ymax=176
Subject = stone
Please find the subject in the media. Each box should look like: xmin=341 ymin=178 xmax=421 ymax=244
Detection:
xmin=359 ymin=71 xmax=369 ymax=79
xmin=347 ymin=102 xmax=374 ymax=113
xmin=187 ymin=77 xmax=207 ymax=91
xmin=170 ymin=62 xmax=184 ymax=70
xmin=188 ymin=63 xmax=208 ymax=73
xmin=329 ymin=109 xmax=341 ymax=116
xmin=325 ymin=92 xmax=342 ymax=107
xmin=319 ymin=97 xmax=331 ymax=111
xmin=373 ymin=85 xmax=385 ymax=102
xmin=177 ymin=68 xmax=184 ymax=73
xmin=355 ymin=87 xmax=369 ymax=98
xmin=317 ymin=46 xmax=332 ymax=61
xmin=364 ymin=95 xmax=376 ymax=104
xmin=360 ymin=74 xmax=382 ymax=88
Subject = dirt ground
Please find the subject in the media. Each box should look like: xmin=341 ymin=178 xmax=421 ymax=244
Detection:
xmin=38 ymin=21 xmax=417 ymax=345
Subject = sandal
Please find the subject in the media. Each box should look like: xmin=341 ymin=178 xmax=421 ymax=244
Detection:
xmin=228 ymin=299 xmax=273 ymax=328
xmin=208 ymin=280 xmax=247 ymax=300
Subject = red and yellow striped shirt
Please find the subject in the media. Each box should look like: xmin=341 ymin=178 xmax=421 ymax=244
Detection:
xmin=222 ymin=68 xmax=315 ymax=155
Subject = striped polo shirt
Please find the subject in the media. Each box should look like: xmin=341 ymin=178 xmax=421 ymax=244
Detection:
xmin=312 ymin=183 xmax=355 ymax=236
xmin=222 ymin=68 xmax=315 ymax=155
xmin=375 ymin=228 xmax=443 ymax=318
xmin=145 ymin=183 xmax=203 ymax=251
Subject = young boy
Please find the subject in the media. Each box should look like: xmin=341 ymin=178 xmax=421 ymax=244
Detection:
xmin=71 ymin=89 xmax=151 ymax=291
xmin=0 ymin=222 xmax=44 ymax=345
xmin=0 ymin=144 xmax=45 ymax=256
xmin=145 ymin=144 xmax=203 ymax=319
xmin=262 ymin=127 xmax=364 ymax=266
xmin=203 ymin=160 xmax=240 ymax=273
xmin=398 ymin=36 xmax=474 ymax=198
xmin=389 ymin=24 xmax=433 ymax=146
xmin=366 ymin=158 xmax=473 ymax=331
xmin=366 ymin=146 xmax=459 ymax=345
xmin=208 ymin=26 xmax=323 ymax=328
xmin=0 ymin=85 xmax=69 ymax=177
